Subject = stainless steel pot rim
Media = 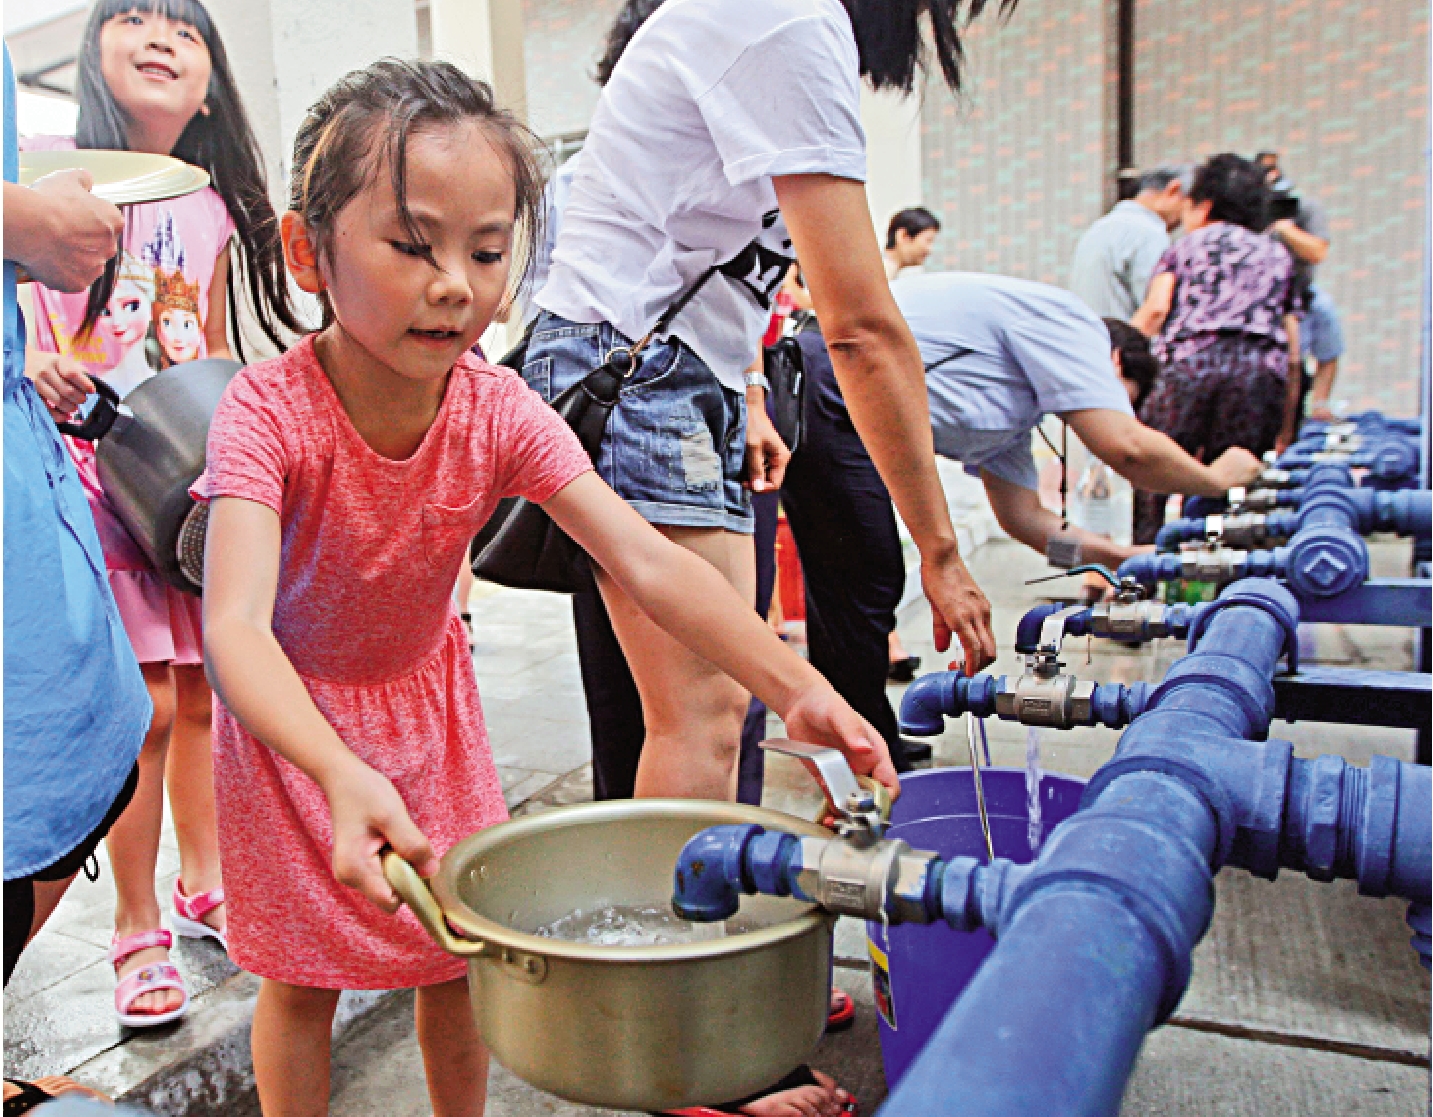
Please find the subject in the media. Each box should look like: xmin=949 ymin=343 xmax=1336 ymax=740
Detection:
xmin=430 ymin=798 xmax=834 ymax=964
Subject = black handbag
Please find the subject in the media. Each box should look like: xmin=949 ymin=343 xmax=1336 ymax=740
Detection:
xmin=762 ymin=311 xmax=810 ymax=453
xmin=470 ymin=264 xmax=725 ymax=593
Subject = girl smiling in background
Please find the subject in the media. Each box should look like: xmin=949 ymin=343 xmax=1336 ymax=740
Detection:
xmin=26 ymin=0 xmax=304 ymax=1028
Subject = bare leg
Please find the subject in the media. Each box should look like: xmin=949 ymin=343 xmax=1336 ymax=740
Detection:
xmin=252 ymin=979 xmax=341 ymax=1117
xmin=416 ymin=978 xmax=489 ymax=1117
xmin=25 ymin=874 xmax=80 ymax=948
xmin=106 ymin=662 xmax=181 ymax=1016
xmin=166 ymin=664 xmax=224 ymax=934
xmin=596 ymin=526 xmax=755 ymax=800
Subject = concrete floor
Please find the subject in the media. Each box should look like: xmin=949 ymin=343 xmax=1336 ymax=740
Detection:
xmin=5 ymin=532 xmax=1429 ymax=1115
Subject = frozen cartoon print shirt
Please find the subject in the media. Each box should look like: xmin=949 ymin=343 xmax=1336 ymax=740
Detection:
xmin=22 ymin=136 xmax=235 ymax=398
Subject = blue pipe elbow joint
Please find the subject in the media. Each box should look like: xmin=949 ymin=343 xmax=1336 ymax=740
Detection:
xmin=1014 ymin=603 xmax=1092 ymax=653
xmin=671 ymin=824 xmax=807 ymax=922
xmin=900 ymin=672 xmax=1000 ymax=735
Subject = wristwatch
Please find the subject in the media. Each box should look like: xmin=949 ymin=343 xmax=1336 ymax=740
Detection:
xmin=744 ymin=370 xmax=771 ymax=393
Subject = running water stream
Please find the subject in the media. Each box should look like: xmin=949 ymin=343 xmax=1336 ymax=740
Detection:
xmin=1025 ymin=726 xmax=1044 ymax=857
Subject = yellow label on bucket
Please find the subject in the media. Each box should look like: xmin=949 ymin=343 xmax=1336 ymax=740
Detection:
xmin=868 ymin=936 xmax=896 ymax=1030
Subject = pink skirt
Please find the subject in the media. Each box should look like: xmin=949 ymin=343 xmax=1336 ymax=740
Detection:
xmin=68 ymin=437 xmax=203 ymax=666
xmin=110 ymin=569 xmax=204 ymax=666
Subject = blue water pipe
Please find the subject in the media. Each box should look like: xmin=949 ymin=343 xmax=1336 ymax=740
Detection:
xmin=673 ymin=579 xmax=1431 ymax=1116
xmin=1155 ymin=488 xmax=1432 ymax=551
xmin=1276 ymin=435 xmax=1421 ymax=490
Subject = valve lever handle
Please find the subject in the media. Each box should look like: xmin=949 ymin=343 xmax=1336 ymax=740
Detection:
xmin=760 ymin=739 xmax=863 ymax=816
xmin=1037 ymin=603 xmax=1088 ymax=656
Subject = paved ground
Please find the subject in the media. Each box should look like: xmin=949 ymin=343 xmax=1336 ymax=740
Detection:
xmin=5 ymin=521 xmax=1429 ymax=1114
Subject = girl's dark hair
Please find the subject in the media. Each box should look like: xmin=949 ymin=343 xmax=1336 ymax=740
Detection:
xmin=1189 ymin=153 xmax=1269 ymax=233
xmin=842 ymin=0 xmax=1018 ymax=95
xmin=289 ymin=59 xmax=547 ymax=329
xmin=1104 ymin=317 xmax=1159 ymax=411
xmin=886 ymin=206 xmax=941 ymax=249
xmin=73 ymin=0 xmax=305 ymax=357
xmin=594 ymin=0 xmax=667 ymax=86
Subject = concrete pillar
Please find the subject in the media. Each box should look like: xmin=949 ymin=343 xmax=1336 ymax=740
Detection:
xmin=429 ymin=0 xmax=528 ymax=122
xmin=859 ymin=86 xmax=924 ymax=244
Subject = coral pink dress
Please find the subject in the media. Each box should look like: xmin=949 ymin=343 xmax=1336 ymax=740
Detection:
xmin=195 ymin=337 xmax=592 ymax=988
xmin=24 ymin=134 xmax=235 ymax=665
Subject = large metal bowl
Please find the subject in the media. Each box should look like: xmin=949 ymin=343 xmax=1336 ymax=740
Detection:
xmin=385 ymin=798 xmax=833 ymax=1111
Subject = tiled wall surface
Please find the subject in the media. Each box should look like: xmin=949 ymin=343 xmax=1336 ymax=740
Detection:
xmin=919 ymin=0 xmax=1112 ymax=286
xmin=522 ymin=0 xmax=622 ymax=140
xmin=1134 ymin=0 xmax=1428 ymax=415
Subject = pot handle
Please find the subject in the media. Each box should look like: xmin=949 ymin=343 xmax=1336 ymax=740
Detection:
xmin=382 ymin=850 xmax=488 ymax=957
xmin=57 ymin=376 xmax=122 ymax=441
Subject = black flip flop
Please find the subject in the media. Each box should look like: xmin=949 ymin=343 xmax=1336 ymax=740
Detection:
xmin=5 ymin=1080 xmax=55 ymax=1116
xmin=886 ymin=656 xmax=921 ymax=684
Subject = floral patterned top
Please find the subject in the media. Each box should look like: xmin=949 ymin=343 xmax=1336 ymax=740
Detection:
xmin=1151 ymin=223 xmax=1296 ymax=366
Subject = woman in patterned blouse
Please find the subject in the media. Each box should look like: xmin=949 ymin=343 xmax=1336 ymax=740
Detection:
xmin=1130 ymin=152 xmax=1298 ymax=543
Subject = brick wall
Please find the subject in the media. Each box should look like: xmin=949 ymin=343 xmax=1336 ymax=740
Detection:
xmin=521 ymin=0 xmax=622 ymax=140
xmin=1134 ymin=0 xmax=1428 ymax=415
xmin=919 ymin=0 xmax=1112 ymax=286
xmin=919 ymin=0 xmax=1428 ymax=416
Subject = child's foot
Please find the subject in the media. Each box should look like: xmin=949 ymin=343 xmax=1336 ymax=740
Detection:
xmin=738 ymin=1070 xmax=850 ymax=1117
xmin=665 ymin=1066 xmax=854 ymax=1117
xmin=173 ymin=879 xmax=228 ymax=951
xmin=110 ymin=928 xmax=189 ymax=1026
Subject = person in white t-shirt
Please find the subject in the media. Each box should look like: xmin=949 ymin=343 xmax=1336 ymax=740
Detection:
xmin=526 ymin=0 xmax=1007 ymax=815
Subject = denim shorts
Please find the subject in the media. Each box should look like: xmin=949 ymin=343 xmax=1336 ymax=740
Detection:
xmin=523 ymin=312 xmax=753 ymax=534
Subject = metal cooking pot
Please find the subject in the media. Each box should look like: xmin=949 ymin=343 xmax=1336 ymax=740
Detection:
xmin=384 ymin=799 xmax=835 ymax=1111
xmin=61 ymin=359 xmax=242 ymax=594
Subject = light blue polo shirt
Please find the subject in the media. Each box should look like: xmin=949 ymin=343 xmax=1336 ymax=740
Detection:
xmin=891 ymin=271 xmax=1133 ymax=491
xmin=4 ymin=46 xmax=150 ymax=878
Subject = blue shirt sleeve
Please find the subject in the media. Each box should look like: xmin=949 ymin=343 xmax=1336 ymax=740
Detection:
xmin=1001 ymin=304 xmax=1134 ymax=419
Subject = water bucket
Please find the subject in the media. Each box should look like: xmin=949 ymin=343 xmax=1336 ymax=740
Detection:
xmin=865 ymin=766 xmax=1086 ymax=1087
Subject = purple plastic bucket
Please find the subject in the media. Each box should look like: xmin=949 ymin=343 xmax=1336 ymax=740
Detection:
xmin=864 ymin=766 xmax=1086 ymax=1087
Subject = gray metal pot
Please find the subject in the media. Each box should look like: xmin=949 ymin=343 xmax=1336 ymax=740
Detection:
xmin=62 ymin=358 xmax=242 ymax=594
xmin=384 ymin=798 xmax=835 ymax=1111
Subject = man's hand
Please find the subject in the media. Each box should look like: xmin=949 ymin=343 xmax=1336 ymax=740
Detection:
xmin=1207 ymin=447 xmax=1265 ymax=491
xmin=8 ymin=171 xmax=123 ymax=292
xmin=919 ymin=541 xmax=996 ymax=674
xmin=322 ymin=756 xmax=438 ymax=912
xmin=29 ymin=353 xmax=95 ymax=424
xmin=1308 ymin=400 xmax=1335 ymax=422
xmin=744 ymin=395 xmax=790 ymax=492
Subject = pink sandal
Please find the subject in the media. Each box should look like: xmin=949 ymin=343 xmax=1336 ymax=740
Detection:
xmin=172 ymin=881 xmax=228 ymax=951
xmin=110 ymin=929 xmax=189 ymax=1028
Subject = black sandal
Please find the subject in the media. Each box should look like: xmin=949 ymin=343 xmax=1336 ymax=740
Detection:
xmin=5 ymin=1080 xmax=55 ymax=1116
xmin=886 ymin=656 xmax=921 ymax=684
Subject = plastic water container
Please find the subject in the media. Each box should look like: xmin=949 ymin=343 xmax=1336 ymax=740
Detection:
xmin=865 ymin=766 xmax=1086 ymax=1087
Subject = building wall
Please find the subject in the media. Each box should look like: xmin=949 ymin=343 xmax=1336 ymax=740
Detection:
xmin=521 ymin=0 xmax=621 ymax=140
xmin=1135 ymin=0 xmax=1429 ymax=415
xmin=919 ymin=0 xmax=1111 ymax=286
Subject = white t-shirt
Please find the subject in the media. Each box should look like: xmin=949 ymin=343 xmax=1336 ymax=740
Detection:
xmin=534 ymin=0 xmax=867 ymax=392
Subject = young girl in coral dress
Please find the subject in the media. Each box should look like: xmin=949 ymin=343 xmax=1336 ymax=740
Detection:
xmin=196 ymin=60 xmax=894 ymax=1117
xmin=26 ymin=0 xmax=304 ymax=1028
